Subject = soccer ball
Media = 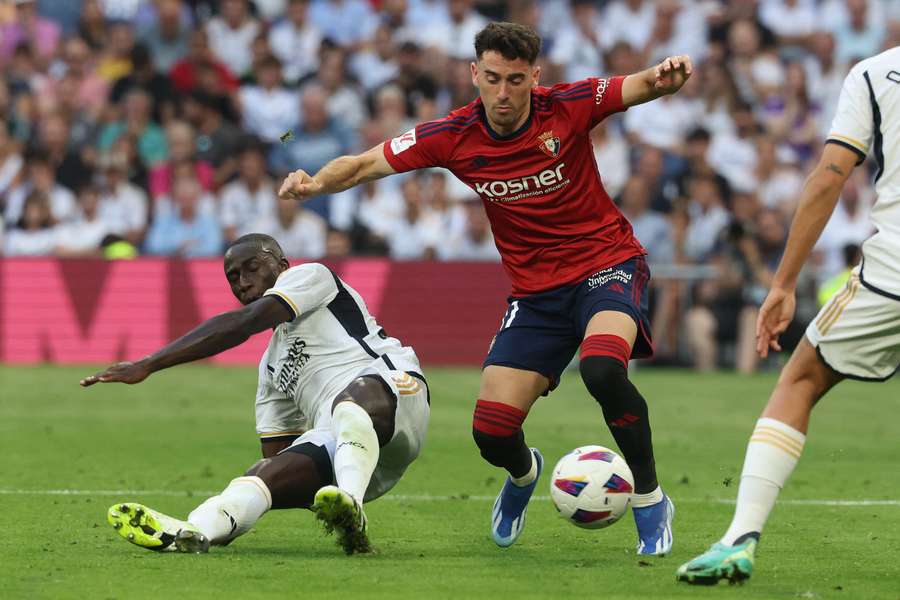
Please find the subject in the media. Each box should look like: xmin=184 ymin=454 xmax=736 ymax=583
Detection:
xmin=549 ymin=445 xmax=634 ymax=529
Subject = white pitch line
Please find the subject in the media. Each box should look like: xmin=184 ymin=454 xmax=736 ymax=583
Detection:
xmin=1 ymin=489 xmax=899 ymax=506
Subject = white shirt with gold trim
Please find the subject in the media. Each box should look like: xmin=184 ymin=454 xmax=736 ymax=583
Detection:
xmin=827 ymin=46 xmax=900 ymax=297
xmin=257 ymin=263 xmax=421 ymax=425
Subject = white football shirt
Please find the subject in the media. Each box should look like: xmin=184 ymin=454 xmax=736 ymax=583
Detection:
xmin=257 ymin=263 xmax=421 ymax=424
xmin=827 ymin=46 xmax=900 ymax=297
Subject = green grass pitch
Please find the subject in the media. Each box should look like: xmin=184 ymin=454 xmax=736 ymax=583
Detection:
xmin=2 ymin=365 xmax=899 ymax=599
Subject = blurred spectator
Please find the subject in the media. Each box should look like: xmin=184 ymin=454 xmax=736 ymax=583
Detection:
xmin=110 ymin=44 xmax=176 ymax=124
xmin=33 ymin=111 xmax=91 ymax=193
xmin=4 ymin=152 xmax=76 ymax=225
xmin=305 ymin=47 xmax=367 ymax=131
xmin=707 ymin=102 xmax=760 ymax=193
xmin=388 ymin=176 xmax=436 ymax=259
xmin=0 ymin=120 xmax=25 ymax=201
xmin=169 ymin=29 xmax=239 ymax=96
xmin=97 ymin=21 xmax=136 ymax=82
xmin=421 ymin=0 xmax=488 ymax=60
xmin=97 ymin=89 xmax=168 ymax=166
xmin=817 ymin=244 xmax=862 ymax=307
xmin=814 ymin=168 xmax=875 ymax=280
xmin=4 ymin=189 xmax=58 ymax=256
xmin=269 ymin=85 xmax=354 ymax=219
xmin=206 ymin=0 xmax=260 ymax=79
xmin=239 ymin=54 xmax=298 ymax=143
xmin=394 ymin=40 xmax=439 ymax=118
xmin=350 ymin=24 xmax=399 ymax=92
xmin=438 ymin=200 xmax=500 ymax=261
xmin=145 ymin=173 xmax=223 ymax=257
xmin=548 ymin=0 xmax=603 ymax=83
xmin=754 ymin=135 xmax=804 ymax=215
xmin=182 ymin=91 xmax=243 ymax=186
xmin=269 ymin=0 xmax=322 ymax=84
xmin=683 ymin=174 xmax=729 ymax=262
xmin=308 ymin=0 xmax=376 ymax=48
xmin=41 ymin=36 xmax=108 ymax=120
xmin=759 ymin=0 xmax=816 ymax=52
xmin=139 ymin=0 xmax=190 ymax=73
xmin=324 ymin=227 xmax=353 ymax=259
xmin=96 ymin=152 xmax=149 ymax=245
xmin=804 ymin=31 xmax=844 ymax=138
xmin=832 ymin=0 xmax=884 ymax=64
xmin=55 ymin=182 xmax=114 ymax=257
xmin=618 ymin=176 xmax=671 ymax=262
xmin=77 ymin=0 xmax=107 ymax=50
xmin=0 ymin=0 xmax=60 ymax=67
xmin=249 ymin=196 xmax=327 ymax=258
xmin=220 ymin=143 xmax=277 ymax=243
xmin=149 ymin=120 xmax=214 ymax=200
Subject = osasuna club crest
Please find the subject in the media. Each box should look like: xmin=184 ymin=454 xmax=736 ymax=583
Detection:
xmin=538 ymin=131 xmax=560 ymax=158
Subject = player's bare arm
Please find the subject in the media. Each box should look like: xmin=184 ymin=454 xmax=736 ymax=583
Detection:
xmin=80 ymin=297 xmax=292 ymax=386
xmin=621 ymin=55 xmax=693 ymax=107
xmin=756 ymin=143 xmax=859 ymax=357
xmin=278 ymin=143 xmax=397 ymax=202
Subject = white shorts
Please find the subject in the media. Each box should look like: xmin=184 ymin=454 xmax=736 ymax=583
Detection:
xmin=806 ymin=269 xmax=900 ymax=380
xmin=285 ymin=368 xmax=430 ymax=502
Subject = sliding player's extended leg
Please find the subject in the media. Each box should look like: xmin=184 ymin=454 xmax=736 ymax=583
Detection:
xmin=108 ymin=449 xmax=328 ymax=553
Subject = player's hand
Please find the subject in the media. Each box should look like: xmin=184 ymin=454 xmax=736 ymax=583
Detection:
xmin=653 ymin=55 xmax=692 ymax=95
xmin=278 ymin=169 xmax=322 ymax=201
xmin=755 ymin=286 xmax=796 ymax=358
xmin=80 ymin=361 xmax=151 ymax=387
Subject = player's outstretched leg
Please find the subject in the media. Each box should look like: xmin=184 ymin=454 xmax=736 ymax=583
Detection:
xmin=311 ymin=375 xmax=399 ymax=554
xmin=107 ymin=502 xmax=209 ymax=553
xmin=580 ymin=332 xmax=673 ymax=556
xmin=677 ymin=339 xmax=840 ymax=584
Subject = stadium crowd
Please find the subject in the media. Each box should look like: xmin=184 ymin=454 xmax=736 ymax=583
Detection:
xmin=0 ymin=0 xmax=897 ymax=369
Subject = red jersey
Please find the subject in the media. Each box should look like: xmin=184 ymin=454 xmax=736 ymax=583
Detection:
xmin=383 ymin=76 xmax=646 ymax=296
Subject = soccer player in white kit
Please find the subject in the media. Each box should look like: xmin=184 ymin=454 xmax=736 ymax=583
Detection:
xmin=81 ymin=234 xmax=429 ymax=554
xmin=677 ymin=46 xmax=900 ymax=584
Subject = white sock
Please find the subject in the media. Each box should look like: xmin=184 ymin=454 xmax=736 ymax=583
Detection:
xmin=721 ymin=418 xmax=805 ymax=546
xmin=188 ymin=476 xmax=272 ymax=545
xmin=332 ymin=401 xmax=380 ymax=504
xmin=632 ymin=485 xmax=664 ymax=508
xmin=511 ymin=451 xmax=537 ymax=487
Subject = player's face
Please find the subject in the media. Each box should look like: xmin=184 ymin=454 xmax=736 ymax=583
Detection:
xmin=472 ymin=51 xmax=539 ymax=133
xmin=224 ymin=243 xmax=287 ymax=305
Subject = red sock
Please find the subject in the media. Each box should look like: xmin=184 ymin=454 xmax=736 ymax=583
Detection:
xmin=580 ymin=334 xmax=631 ymax=365
xmin=473 ymin=399 xmax=526 ymax=437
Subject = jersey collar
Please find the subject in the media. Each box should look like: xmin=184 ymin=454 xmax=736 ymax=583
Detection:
xmin=478 ymin=98 xmax=533 ymax=141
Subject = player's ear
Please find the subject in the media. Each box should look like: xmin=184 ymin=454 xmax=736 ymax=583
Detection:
xmin=532 ymin=64 xmax=541 ymax=87
xmin=470 ymin=61 xmax=478 ymax=86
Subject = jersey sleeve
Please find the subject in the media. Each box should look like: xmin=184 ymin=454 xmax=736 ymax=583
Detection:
xmin=263 ymin=263 xmax=338 ymax=320
xmin=555 ymin=76 xmax=627 ymax=130
xmin=382 ymin=122 xmax=454 ymax=172
xmin=826 ymin=66 xmax=872 ymax=164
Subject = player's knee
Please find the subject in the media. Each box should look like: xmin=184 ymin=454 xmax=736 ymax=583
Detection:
xmin=471 ymin=399 xmax=527 ymax=466
xmin=579 ymin=354 xmax=628 ymax=396
xmin=334 ymin=376 xmax=397 ymax=446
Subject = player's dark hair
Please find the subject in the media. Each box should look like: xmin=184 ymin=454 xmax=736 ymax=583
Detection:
xmin=228 ymin=233 xmax=286 ymax=262
xmin=474 ymin=22 xmax=541 ymax=64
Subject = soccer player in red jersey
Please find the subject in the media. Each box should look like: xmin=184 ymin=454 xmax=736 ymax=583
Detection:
xmin=279 ymin=22 xmax=691 ymax=555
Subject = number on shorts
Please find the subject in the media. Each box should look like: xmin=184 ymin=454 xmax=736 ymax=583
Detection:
xmin=502 ymin=300 xmax=520 ymax=329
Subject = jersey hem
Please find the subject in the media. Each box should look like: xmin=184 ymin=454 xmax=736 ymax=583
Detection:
xmin=507 ymin=250 xmax=647 ymax=297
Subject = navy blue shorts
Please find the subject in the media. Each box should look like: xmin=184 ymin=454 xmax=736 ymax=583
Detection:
xmin=483 ymin=256 xmax=653 ymax=390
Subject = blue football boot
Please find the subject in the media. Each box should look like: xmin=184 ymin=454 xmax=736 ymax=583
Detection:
xmin=634 ymin=493 xmax=675 ymax=555
xmin=491 ymin=448 xmax=543 ymax=547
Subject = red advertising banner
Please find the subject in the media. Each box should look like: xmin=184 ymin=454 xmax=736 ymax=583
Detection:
xmin=0 ymin=258 xmax=511 ymax=366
